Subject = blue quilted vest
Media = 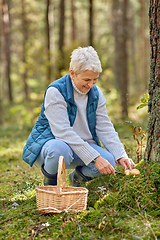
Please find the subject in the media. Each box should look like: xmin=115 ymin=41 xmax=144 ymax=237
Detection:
xmin=22 ymin=74 xmax=100 ymax=167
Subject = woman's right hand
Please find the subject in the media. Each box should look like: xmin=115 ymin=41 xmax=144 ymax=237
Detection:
xmin=94 ymin=156 xmax=115 ymax=175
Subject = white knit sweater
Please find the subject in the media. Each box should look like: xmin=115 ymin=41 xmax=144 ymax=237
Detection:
xmin=44 ymin=84 xmax=128 ymax=165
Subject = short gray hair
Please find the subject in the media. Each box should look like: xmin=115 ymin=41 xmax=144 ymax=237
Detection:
xmin=69 ymin=46 xmax=102 ymax=74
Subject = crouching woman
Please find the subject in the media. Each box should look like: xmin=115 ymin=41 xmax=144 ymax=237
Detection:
xmin=23 ymin=46 xmax=135 ymax=186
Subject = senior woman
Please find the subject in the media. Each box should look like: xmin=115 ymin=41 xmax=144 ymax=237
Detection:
xmin=23 ymin=46 xmax=135 ymax=186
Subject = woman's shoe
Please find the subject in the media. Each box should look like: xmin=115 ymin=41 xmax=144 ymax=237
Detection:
xmin=69 ymin=166 xmax=92 ymax=187
xmin=41 ymin=163 xmax=57 ymax=186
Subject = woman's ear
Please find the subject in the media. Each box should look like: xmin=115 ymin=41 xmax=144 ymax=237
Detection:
xmin=70 ymin=69 xmax=75 ymax=80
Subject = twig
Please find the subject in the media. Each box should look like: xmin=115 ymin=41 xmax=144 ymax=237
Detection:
xmin=71 ymin=212 xmax=82 ymax=234
xmin=121 ymin=202 xmax=145 ymax=219
xmin=0 ymin=209 xmax=38 ymax=225
xmin=128 ymin=185 xmax=159 ymax=207
xmin=122 ymin=202 xmax=157 ymax=239
xmin=144 ymin=212 xmax=157 ymax=240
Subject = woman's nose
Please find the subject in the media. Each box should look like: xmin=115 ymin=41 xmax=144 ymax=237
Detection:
xmin=87 ymin=81 xmax=94 ymax=88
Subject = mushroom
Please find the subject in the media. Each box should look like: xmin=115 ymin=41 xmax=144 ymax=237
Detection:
xmin=130 ymin=169 xmax=140 ymax=175
xmin=124 ymin=170 xmax=130 ymax=175
xmin=124 ymin=169 xmax=140 ymax=175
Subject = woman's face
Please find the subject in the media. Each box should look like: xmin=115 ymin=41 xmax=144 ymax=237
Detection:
xmin=70 ymin=70 xmax=99 ymax=93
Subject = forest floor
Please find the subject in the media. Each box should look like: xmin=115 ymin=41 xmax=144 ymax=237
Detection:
xmin=0 ymin=100 xmax=160 ymax=240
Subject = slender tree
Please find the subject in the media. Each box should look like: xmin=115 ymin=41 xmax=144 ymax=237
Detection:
xmin=21 ymin=0 xmax=29 ymax=99
xmin=0 ymin=0 xmax=3 ymax=124
xmin=139 ymin=0 xmax=149 ymax=91
xmin=112 ymin=0 xmax=129 ymax=117
xmin=46 ymin=0 xmax=52 ymax=85
xmin=128 ymin=2 xmax=138 ymax=87
xmin=2 ymin=0 xmax=13 ymax=103
xmin=58 ymin=0 xmax=65 ymax=76
xmin=89 ymin=0 xmax=93 ymax=46
xmin=145 ymin=0 xmax=160 ymax=161
xmin=71 ymin=0 xmax=76 ymax=42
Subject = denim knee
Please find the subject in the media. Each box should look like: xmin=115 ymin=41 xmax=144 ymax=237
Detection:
xmin=42 ymin=139 xmax=73 ymax=174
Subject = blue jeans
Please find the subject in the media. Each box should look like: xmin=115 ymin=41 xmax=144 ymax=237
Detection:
xmin=34 ymin=139 xmax=116 ymax=178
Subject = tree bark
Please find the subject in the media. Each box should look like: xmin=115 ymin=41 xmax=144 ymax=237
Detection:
xmin=0 ymin=1 xmax=3 ymax=125
xmin=129 ymin=2 xmax=138 ymax=87
xmin=46 ymin=0 xmax=52 ymax=85
xmin=112 ymin=0 xmax=129 ymax=117
xmin=2 ymin=0 xmax=13 ymax=103
xmin=58 ymin=0 xmax=65 ymax=76
xmin=89 ymin=0 xmax=93 ymax=46
xmin=145 ymin=0 xmax=160 ymax=161
xmin=71 ymin=0 xmax=76 ymax=42
xmin=139 ymin=0 xmax=149 ymax=91
xmin=21 ymin=0 xmax=29 ymax=99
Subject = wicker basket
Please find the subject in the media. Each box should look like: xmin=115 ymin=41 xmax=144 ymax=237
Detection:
xmin=36 ymin=156 xmax=88 ymax=213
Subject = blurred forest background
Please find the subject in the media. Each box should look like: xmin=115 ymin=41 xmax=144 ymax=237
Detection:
xmin=0 ymin=0 xmax=150 ymax=127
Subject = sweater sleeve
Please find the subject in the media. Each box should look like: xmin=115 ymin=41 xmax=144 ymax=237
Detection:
xmin=96 ymin=87 xmax=128 ymax=161
xmin=44 ymin=87 xmax=100 ymax=165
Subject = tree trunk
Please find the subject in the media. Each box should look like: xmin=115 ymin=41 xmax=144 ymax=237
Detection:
xmin=145 ymin=0 xmax=160 ymax=161
xmin=89 ymin=0 xmax=93 ymax=46
xmin=46 ymin=0 xmax=52 ymax=85
xmin=2 ymin=0 xmax=13 ymax=103
xmin=58 ymin=0 xmax=65 ymax=76
xmin=71 ymin=0 xmax=76 ymax=42
xmin=0 ymin=1 xmax=3 ymax=125
xmin=21 ymin=0 xmax=29 ymax=99
xmin=129 ymin=2 xmax=138 ymax=87
xmin=139 ymin=0 xmax=149 ymax=91
xmin=112 ymin=0 xmax=129 ymax=117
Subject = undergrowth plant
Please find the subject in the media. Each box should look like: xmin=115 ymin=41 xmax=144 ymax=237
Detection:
xmin=137 ymin=93 xmax=149 ymax=110
xmin=124 ymin=121 xmax=146 ymax=162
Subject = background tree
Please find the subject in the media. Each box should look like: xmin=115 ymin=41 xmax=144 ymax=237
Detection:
xmin=2 ymin=0 xmax=13 ymax=103
xmin=58 ymin=0 xmax=65 ymax=77
xmin=46 ymin=0 xmax=52 ymax=85
xmin=112 ymin=0 xmax=129 ymax=117
xmin=0 ymin=0 xmax=3 ymax=124
xmin=139 ymin=0 xmax=149 ymax=91
xmin=89 ymin=0 xmax=93 ymax=46
xmin=145 ymin=0 xmax=160 ymax=161
xmin=21 ymin=0 xmax=29 ymax=100
xmin=71 ymin=0 xmax=76 ymax=42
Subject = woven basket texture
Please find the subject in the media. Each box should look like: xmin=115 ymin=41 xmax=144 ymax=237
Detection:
xmin=36 ymin=156 xmax=88 ymax=213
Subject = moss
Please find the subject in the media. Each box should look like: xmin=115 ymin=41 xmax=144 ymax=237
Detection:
xmin=87 ymin=160 xmax=160 ymax=216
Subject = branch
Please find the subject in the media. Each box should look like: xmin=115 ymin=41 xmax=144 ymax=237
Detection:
xmin=0 ymin=209 xmax=38 ymax=225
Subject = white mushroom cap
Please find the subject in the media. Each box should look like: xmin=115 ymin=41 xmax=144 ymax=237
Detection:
xmin=130 ymin=169 xmax=140 ymax=175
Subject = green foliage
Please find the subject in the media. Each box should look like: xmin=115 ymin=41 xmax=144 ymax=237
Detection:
xmin=137 ymin=93 xmax=149 ymax=110
xmin=99 ymin=161 xmax=159 ymax=213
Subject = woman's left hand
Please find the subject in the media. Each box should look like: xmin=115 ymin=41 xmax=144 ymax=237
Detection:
xmin=117 ymin=157 xmax=135 ymax=170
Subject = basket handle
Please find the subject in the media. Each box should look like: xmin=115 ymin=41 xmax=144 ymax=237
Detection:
xmin=57 ymin=156 xmax=66 ymax=194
